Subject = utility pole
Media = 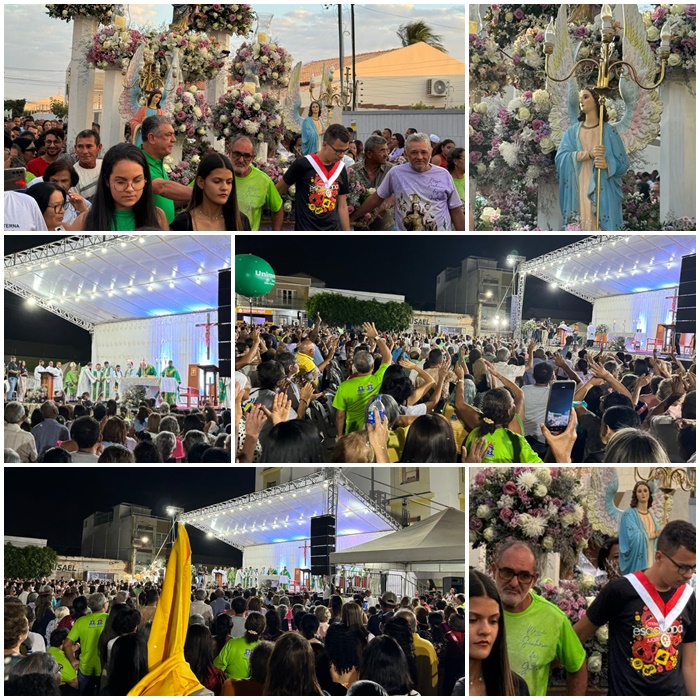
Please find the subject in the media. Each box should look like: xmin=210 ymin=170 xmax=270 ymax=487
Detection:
xmin=351 ymin=4 xmax=357 ymax=111
xmin=337 ymin=4 xmax=344 ymax=110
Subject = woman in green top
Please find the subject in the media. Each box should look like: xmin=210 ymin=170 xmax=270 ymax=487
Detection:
xmin=213 ymin=610 xmax=266 ymax=679
xmin=447 ymin=147 xmax=465 ymax=231
xmin=74 ymin=144 xmax=168 ymax=231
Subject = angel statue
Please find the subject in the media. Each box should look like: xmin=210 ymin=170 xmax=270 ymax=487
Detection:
xmin=119 ymin=43 xmax=181 ymax=147
xmin=587 ymin=471 xmax=667 ymax=577
xmin=548 ymin=4 xmax=663 ymax=230
xmin=282 ymin=61 xmax=334 ymax=156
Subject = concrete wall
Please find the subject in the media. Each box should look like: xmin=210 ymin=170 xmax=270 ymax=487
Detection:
xmin=357 ymin=76 xmax=465 ymax=111
xmin=338 ymin=109 xmax=465 ymax=146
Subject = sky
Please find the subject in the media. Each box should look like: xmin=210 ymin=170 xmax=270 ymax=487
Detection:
xmin=4 ymin=2 xmax=466 ymax=102
xmin=5 ymin=467 xmax=257 ymax=561
xmin=235 ymin=233 xmax=594 ymax=317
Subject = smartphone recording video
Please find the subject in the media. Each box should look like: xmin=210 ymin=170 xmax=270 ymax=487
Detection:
xmin=545 ymin=380 xmax=576 ymax=434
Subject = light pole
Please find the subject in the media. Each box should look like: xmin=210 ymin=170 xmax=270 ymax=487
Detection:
xmin=165 ymin=506 xmax=184 ymax=548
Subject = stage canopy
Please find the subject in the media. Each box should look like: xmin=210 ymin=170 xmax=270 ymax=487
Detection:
xmin=513 ymin=234 xmax=696 ymax=331
xmin=3 ymin=235 xmax=231 ymax=332
xmin=329 ymin=507 xmax=465 ymax=569
xmin=180 ymin=470 xmax=401 ymax=551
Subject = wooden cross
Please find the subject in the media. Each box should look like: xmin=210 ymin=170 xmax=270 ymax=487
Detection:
xmin=196 ymin=312 xmax=218 ymax=361
xmin=298 ymin=540 xmax=309 ymax=567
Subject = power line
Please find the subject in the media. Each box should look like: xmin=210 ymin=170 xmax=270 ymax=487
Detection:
xmin=356 ymin=4 xmax=464 ymax=31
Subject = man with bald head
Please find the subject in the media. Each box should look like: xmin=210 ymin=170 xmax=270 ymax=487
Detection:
xmin=492 ymin=540 xmax=587 ymax=696
xmin=295 ymin=337 xmax=338 ymax=388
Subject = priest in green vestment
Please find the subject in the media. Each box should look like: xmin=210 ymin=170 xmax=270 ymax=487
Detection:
xmin=64 ymin=362 xmax=80 ymax=401
xmin=137 ymin=360 xmax=157 ymax=377
xmin=161 ymin=360 xmax=181 ymax=404
xmin=93 ymin=363 xmax=103 ymax=401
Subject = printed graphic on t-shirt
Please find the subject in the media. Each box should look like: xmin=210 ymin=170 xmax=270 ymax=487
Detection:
xmin=397 ymin=192 xmax=439 ymax=231
xmin=307 ymin=173 xmax=339 ymax=215
xmin=630 ymin=605 xmax=683 ymax=676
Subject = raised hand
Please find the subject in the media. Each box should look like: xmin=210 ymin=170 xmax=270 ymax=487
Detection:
xmin=261 ymin=392 xmax=292 ymax=425
xmin=462 ymin=437 xmax=488 ymax=463
xmin=398 ymin=358 xmax=415 ymax=370
xmin=438 ymin=358 xmax=450 ymax=379
xmin=454 ymin=362 xmax=465 ymax=381
xmin=540 ymin=409 xmax=578 ymax=463
xmin=362 ymin=322 xmax=379 ymax=340
xmin=367 ymin=409 xmax=389 ymax=457
xmin=299 ymin=382 xmax=315 ymax=405
xmin=245 ymin=404 xmax=267 ymax=440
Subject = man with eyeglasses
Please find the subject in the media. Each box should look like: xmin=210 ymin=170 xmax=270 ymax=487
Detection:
xmin=491 ymin=541 xmax=587 ymax=696
xmin=230 ymin=134 xmax=283 ymax=231
xmin=574 ymin=519 xmax=696 ymax=696
xmin=26 ymin=128 xmax=65 ymax=177
xmin=276 ymin=123 xmax=351 ymax=231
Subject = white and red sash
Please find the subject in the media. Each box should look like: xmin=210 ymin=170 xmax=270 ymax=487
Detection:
xmin=306 ymin=154 xmax=345 ymax=198
xmin=625 ymin=571 xmax=693 ymax=635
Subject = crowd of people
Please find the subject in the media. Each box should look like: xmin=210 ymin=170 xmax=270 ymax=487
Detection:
xmin=235 ymin=318 xmax=696 ymax=463
xmin=5 ymin=115 xmax=465 ymax=232
xmin=633 ymin=169 xmax=661 ymax=204
xmin=4 ymin=397 xmax=230 ymax=463
xmin=4 ymin=578 xmax=465 ymax=696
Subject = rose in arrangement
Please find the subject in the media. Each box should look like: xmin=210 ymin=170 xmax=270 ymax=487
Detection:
xmin=482 ymin=4 xmax=554 ymax=48
xmin=210 ymin=88 xmax=286 ymax=144
xmin=510 ymin=27 xmax=548 ymax=92
xmin=191 ymin=4 xmax=255 ymax=36
xmin=85 ymin=26 xmax=142 ymax=70
xmin=171 ymin=84 xmax=213 ymax=138
xmin=46 ymin=4 xmax=115 ymax=23
xmin=230 ymin=39 xmax=294 ymax=88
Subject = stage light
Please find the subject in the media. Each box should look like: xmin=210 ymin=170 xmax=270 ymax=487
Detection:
xmin=54 ymin=260 xmax=60 ymax=265
xmin=206 ymin=532 xmax=214 ymax=538
xmin=26 ymin=298 xmax=36 ymax=306
xmin=86 ymin=252 xmax=92 ymax=257
xmin=549 ymin=282 xmax=558 ymax=289
xmin=169 ymin=282 xmax=174 ymax=289
xmin=12 ymin=270 xmax=18 ymax=276
xmin=139 ymin=237 xmax=145 ymax=243
xmin=196 ymin=277 xmax=201 ymax=284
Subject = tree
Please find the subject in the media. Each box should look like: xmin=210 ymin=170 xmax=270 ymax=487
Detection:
xmin=4 ymin=99 xmax=27 ymax=118
xmin=396 ymin=20 xmax=447 ymax=53
xmin=50 ymin=98 xmax=69 ymax=120
xmin=305 ymin=293 xmax=414 ymax=331
xmin=4 ymin=543 xmax=58 ymax=579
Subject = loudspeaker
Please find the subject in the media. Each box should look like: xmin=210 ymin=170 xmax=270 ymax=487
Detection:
xmin=310 ymin=515 xmax=336 ymax=575
xmin=442 ymin=576 xmax=464 ymax=594
xmin=676 ymin=254 xmax=696 ymax=334
xmin=218 ymin=269 xmax=231 ymax=306
xmin=218 ymin=268 xmax=232 ymax=378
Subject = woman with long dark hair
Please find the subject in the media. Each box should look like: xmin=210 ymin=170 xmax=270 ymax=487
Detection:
xmin=184 ymin=623 xmax=226 ymax=694
xmin=211 ymin=612 xmax=233 ymax=656
xmin=359 ymin=635 xmax=415 ymax=696
xmin=430 ymin=139 xmax=454 ymax=168
xmin=263 ymin=631 xmax=324 ymax=695
xmin=74 ymin=143 xmax=167 ymax=230
xmin=401 ymin=414 xmax=457 ymax=463
xmin=104 ymin=633 xmax=148 ymax=695
xmin=469 ymin=569 xmax=529 ymax=696
xmin=171 ymin=152 xmax=249 ymax=231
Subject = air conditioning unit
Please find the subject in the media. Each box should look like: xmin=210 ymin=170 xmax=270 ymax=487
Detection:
xmin=427 ymin=78 xmax=449 ymax=96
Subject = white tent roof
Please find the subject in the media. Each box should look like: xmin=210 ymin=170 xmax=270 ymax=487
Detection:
xmin=329 ymin=507 xmax=465 ymax=566
xmin=520 ymin=235 xmax=696 ymax=303
xmin=3 ymin=235 xmax=231 ymax=331
xmin=180 ymin=470 xmax=401 ymax=551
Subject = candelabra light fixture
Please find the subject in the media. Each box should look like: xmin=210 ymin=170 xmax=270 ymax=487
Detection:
xmin=635 ymin=467 xmax=695 ymax=524
xmin=309 ymin=65 xmax=354 ymax=108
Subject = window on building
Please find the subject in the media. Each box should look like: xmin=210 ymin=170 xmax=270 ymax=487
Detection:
xmin=401 ymin=468 xmax=420 ymax=484
xmin=278 ymin=289 xmax=295 ymax=306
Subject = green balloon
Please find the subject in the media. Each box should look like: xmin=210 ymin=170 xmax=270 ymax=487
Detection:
xmin=235 ymin=254 xmax=276 ymax=297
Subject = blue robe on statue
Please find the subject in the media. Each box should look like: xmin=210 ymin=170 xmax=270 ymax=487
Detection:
xmin=555 ymin=122 xmax=629 ymax=230
xmin=302 ymin=116 xmax=320 ymax=156
xmin=619 ymin=507 xmax=657 ymax=575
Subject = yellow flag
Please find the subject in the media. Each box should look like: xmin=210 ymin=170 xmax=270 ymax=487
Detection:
xmin=128 ymin=524 xmax=204 ymax=696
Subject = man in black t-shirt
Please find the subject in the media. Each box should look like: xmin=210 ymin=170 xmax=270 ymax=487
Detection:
xmin=573 ymin=520 xmax=696 ymax=696
xmin=277 ymin=123 xmax=351 ymax=231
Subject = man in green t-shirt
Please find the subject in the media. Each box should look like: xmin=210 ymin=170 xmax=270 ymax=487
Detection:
xmin=66 ymin=591 xmax=109 ymax=695
xmin=141 ymin=115 xmax=193 ymax=224
xmin=231 ymin=135 xmax=284 ymax=231
xmin=333 ymin=322 xmax=392 ymax=435
xmin=48 ymin=628 xmax=79 ymax=690
xmin=491 ymin=541 xmax=588 ymax=696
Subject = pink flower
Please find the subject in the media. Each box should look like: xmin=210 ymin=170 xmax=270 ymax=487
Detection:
xmin=503 ymin=481 xmax=518 ymax=495
xmin=514 ymin=8 xmax=524 ymax=20
xmin=499 ymin=507 xmax=513 ymax=522
xmin=474 ymin=471 xmax=487 ymax=486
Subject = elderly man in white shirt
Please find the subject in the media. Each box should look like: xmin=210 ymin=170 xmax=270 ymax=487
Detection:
xmin=490 ymin=340 xmax=536 ymax=388
xmin=4 ymin=402 xmax=38 ymax=462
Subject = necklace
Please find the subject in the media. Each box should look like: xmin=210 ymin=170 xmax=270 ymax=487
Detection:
xmin=470 ymin=676 xmax=484 ymax=686
xmin=194 ymin=208 xmax=223 ymax=221
xmin=581 ymin=122 xmax=600 ymax=129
